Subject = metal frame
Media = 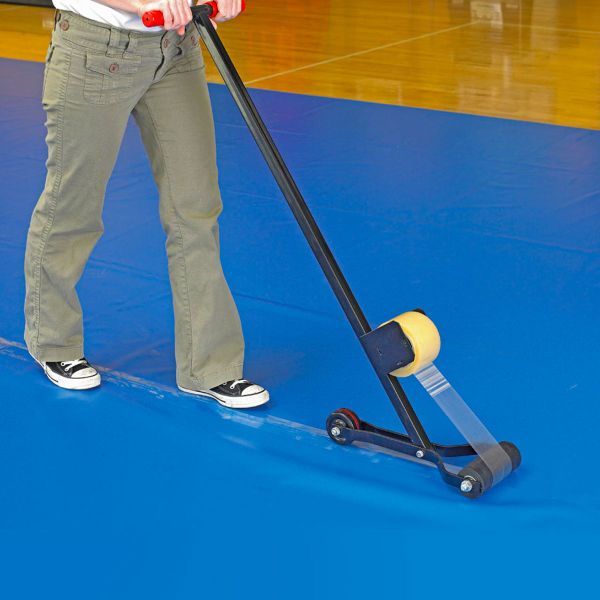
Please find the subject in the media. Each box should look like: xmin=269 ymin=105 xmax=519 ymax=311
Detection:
xmin=192 ymin=6 xmax=516 ymax=498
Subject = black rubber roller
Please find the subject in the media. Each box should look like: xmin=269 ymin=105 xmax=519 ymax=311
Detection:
xmin=458 ymin=441 xmax=521 ymax=498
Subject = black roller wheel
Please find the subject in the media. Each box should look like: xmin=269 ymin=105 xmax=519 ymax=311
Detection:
xmin=458 ymin=441 xmax=521 ymax=499
xmin=326 ymin=408 xmax=360 ymax=445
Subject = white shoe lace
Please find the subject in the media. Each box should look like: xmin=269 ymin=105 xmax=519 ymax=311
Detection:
xmin=229 ymin=379 xmax=249 ymax=389
xmin=60 ymin=359 xmax=87 ymax=372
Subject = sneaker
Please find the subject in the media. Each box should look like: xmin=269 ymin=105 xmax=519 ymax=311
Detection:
xmin=178 ymin=379 xmax=269 ymax=409
xmin=38 ymin=357 xmax=101 ymax=390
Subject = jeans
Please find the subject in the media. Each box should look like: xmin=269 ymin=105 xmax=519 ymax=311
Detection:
xmin=24 ymin=10 xmax=244 ymax=389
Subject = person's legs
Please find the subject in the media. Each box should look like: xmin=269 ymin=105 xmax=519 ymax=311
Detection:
xmin=25 ymin=14 xmax=142 ymax=363
xmin=132 ymin=31 xmax=245 ymax=391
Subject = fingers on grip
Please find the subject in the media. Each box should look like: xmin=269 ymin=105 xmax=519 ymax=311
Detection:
xmin=142 ymin=2 xmax=235 ymax=28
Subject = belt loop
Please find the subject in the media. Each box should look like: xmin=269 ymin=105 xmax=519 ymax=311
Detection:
xmin=54 ymin=10 xmax=60 ymax=30
xmin=107 ymin=27 xmax=121 ymax=54
xmin=126 ymin=31 xmax=137 ymax=54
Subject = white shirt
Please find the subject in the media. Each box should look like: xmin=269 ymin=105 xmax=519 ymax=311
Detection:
xmin=53 ymin=1 xmax=192 ymax=32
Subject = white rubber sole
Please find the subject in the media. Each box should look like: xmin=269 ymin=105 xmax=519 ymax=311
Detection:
xmin=178 ymin=385 xmax=270 ymax=409
xmin=35 ymin=358 xmax=101 ymax=390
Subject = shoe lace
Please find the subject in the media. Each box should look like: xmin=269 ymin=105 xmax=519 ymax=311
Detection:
xmin=60 ymin=359 xmax=86 ymax=372
xmin=229 ymin=379 xmax=249 ymax=389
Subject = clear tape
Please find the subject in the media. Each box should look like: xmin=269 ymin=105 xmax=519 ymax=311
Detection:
xmin=415 ymin=364 xmax=512 ymax=485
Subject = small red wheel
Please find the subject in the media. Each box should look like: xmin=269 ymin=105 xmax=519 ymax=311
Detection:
xmin=326 ymin=409 xmax=361 ymax=445
xmin=336 ymin=408 xmax=361 ymax=430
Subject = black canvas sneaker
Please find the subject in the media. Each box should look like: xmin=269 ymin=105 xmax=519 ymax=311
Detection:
xmin=39 ymin=357 xmax=101 ymax=390
xmin=178 ymin=379 xmax=269 ymax=409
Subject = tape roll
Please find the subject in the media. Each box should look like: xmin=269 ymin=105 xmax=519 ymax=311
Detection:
xmin=387 ymin=311 xmax=441 ymax=377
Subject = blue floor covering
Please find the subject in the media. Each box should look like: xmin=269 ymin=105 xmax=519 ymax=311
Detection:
xmin=1 ymin=58 xmax=599 ymax=598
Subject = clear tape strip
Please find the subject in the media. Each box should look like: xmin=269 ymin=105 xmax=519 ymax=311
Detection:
xmin=415 ymin=364 xmax=512 ymax=485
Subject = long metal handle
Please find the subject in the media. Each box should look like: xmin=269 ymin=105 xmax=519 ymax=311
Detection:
xmin=194 ymin=13 xmax=433 ymax=449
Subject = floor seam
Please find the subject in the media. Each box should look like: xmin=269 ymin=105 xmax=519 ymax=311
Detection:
xmin=0 ymin=335 xmax=328 ymax=438
xmin=244 ymin=20 xmax=479 ymax=85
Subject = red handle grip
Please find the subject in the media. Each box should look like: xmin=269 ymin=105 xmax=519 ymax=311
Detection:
xmin=142 ymin=10 xmax=167 ymax=28
xmin=142 ymin=10 xmax=165 ymax=28
xmin=142 ymin=1 xmax=245 ymax=28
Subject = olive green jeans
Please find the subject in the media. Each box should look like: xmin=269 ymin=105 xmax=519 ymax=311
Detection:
xmin=24 ymin=11 xmax=244 ymax=390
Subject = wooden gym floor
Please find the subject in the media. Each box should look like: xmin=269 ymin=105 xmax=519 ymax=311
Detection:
xmin=1 ymin=0 xmax=600 ymax=129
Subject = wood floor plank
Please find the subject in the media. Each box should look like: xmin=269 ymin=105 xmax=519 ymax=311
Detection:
xmin=2 ymin=1 xmax=600 ymax=128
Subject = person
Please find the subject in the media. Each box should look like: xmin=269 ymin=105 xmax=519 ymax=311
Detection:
xmin=24 ymin=0 xmax=269 ymax=409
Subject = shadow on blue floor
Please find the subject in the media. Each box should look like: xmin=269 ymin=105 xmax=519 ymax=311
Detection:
xmin=1 ymin=58 xmax=599 ymax=598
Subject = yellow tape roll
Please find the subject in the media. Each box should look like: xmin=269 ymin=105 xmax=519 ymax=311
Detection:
xmin=387 ymin=311 xmax=441 ymax=377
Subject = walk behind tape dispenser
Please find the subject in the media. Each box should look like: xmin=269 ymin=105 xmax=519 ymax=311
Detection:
xmin=144 ymin=1 xmax=521 ymax=498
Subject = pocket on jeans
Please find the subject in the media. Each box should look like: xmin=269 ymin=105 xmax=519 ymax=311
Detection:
xmin=41 ymin=44 xmax=55 ymax=98
xmin=83 ymin=52 xmax=141 ymax=105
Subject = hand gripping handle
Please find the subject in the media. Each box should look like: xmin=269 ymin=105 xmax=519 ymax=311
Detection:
xmin=142 ymin=1 xmax=246 ymax=28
